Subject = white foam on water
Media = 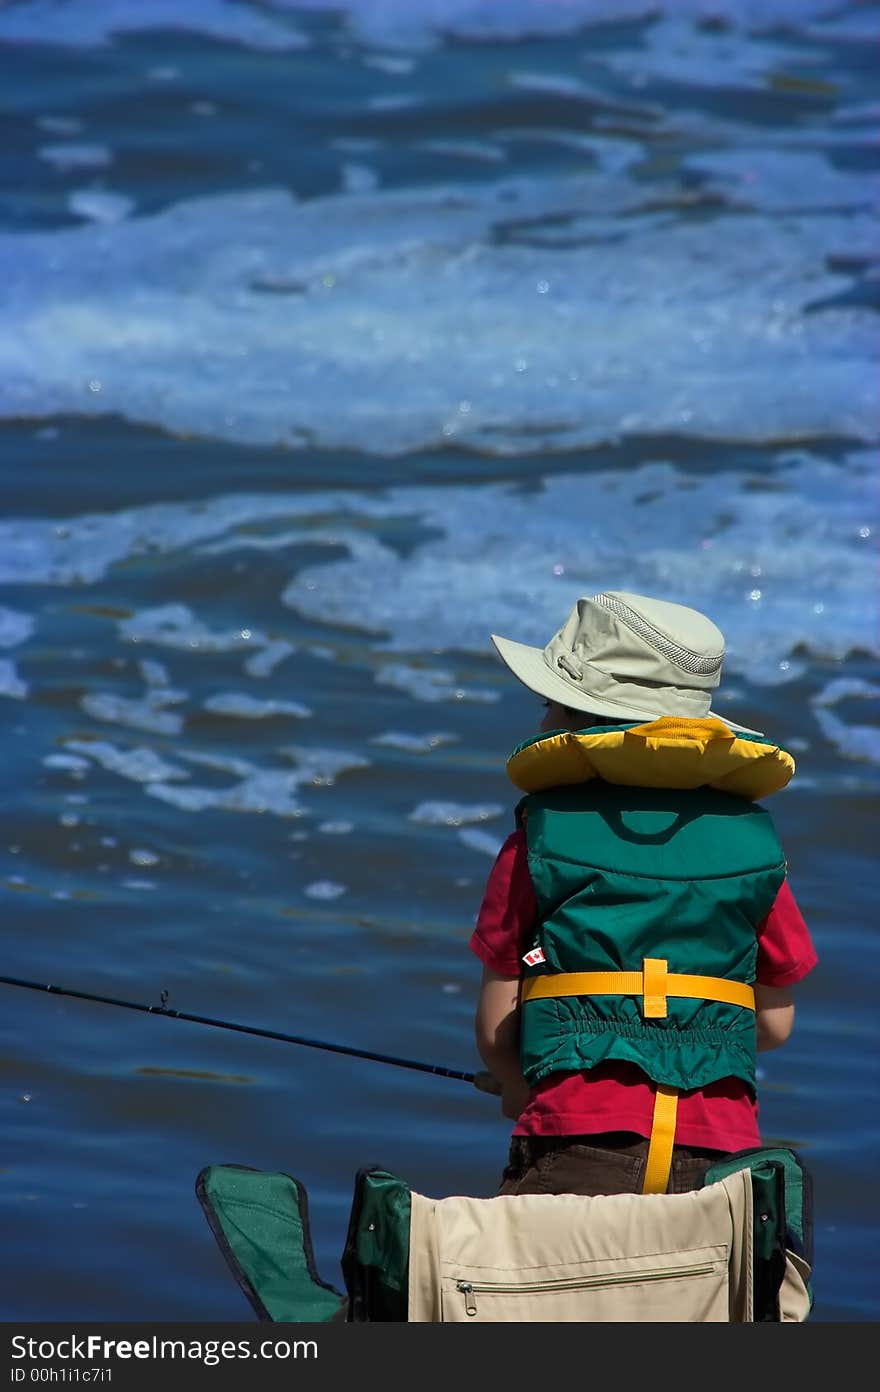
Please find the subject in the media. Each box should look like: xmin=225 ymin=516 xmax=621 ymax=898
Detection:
xmin=458 ymin=827 xmax=506 ymax=857
xmin=0 ymin=608 xmax=34 ymax=647
xmin=0 ymin=0 xmax=853 ymax=56
xmin=282 ymin=451 xmax=878 ymax=687
xmin=129 ymin=849 xmax=158 ymax=867
xmin=832 ymin=101 xmax=880 ymax=126
xmin=278 ymin=744 xmax=370 ymax=784
xmin=362 ymin=53 xmax=416 ymax=76
xmin=204 ymin=692 xmax=312 ymax=719
xmin=120 ymin=604 xmax=283 ymax=670
xmin=317 ymin=820 xmax=354 ymax=834
xmin=409 ymin=801 xmax=503 ymax=826
xmin=243 ymin=642 xmax=296 ymax=678
xmin=38 ymin=144 xmax=112 ymax=171
xmin=199 ymin=527 xmax=317 ymax=555
xmin=36 ymin=116 xmax=84 ymax=136
xmin=145 ymin=783 xmax=232 ymax=814
xmin=0 ymin=499 xmax=311 ymax=586
xmin=365 ymin=93 xmax=418 ymax=112
xmin=80 ymin=688 xmax=186 ymax=736
xmin=3 ymin=446 xmax=877 ymax=693
xmin=179 ymin=750 xmax=251 ymax=779
xmin=283 ymin=0 xmax=847 ymax=53
xmin=67 ymin=189 xmax=134 ymax=224
xmin=370 ymin=731 xmax=458 ymax=752
xmin=603 ymin=16 xmax=816 ymax=94
xmin=506 ymin=70 xmax=657 ymax=114
xmin=683 ymin=149 xmax=878 ymax=214
xmin=811 ymin=678 xmax=880 ymax=767
xmin=0 ymin=171 xmax=874 ymax=451
xmin=63 ymin=740 xmax=188 ymax=784
xmin=139 ymin=659 xmax=170 ymax=687
xmin=303 ymin=880 xmax=347 ymax=900
xmin=0 ymin=0 xmax=308 ymax=50
xmin=146 ymin=744 xmax=369 ymax=819
xmin=769 ymin=126 xmax=880 ymax=154
xmin=43 ymin=753 xmax=90 ymax=771
xmin=813 ymin=678 xmax=880 ymax=709
xmin=340 ymin=163 xmax=379 ymax=195
xmin=375 ymin=664 xmax=498 ymax=704
xmin=0 ymin=660 xmax=28 ymax=700
xmin=77 ymin=664 xmax=188 ymax=740
xmin=415 ymin=139 xmax=506 ymax=165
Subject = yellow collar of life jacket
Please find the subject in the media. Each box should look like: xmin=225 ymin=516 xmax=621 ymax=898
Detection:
xmin=507 ymin=716 xmax=795 ymax=801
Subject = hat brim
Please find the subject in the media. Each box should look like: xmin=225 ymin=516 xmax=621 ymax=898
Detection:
xmin=490 ymin=633 xmax=764 ymax=737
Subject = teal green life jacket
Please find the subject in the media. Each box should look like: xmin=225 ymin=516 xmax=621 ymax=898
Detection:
xmin=506 ymin=716 xmax=795 ymax=1097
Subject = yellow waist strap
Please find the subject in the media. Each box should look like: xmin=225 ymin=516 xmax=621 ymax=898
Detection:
xmin=520 ymin=959 xmax=755 ymax=1017
xmin=643 ymin=1085 xmax=679 ymax=1195
xmin=521 ymin=957 xmax=754 ymax=1193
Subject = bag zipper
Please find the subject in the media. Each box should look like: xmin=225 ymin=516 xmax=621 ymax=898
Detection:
xmin=455 ymin=1261 xmax=717 ymax=1317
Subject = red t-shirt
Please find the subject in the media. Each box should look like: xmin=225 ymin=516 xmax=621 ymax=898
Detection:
xmin=469 ymin=828 xmax=818 ymax=1152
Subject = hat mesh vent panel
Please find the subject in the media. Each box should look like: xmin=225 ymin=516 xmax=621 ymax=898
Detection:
xmin=592 ymin=593 xmax=723 ymax=676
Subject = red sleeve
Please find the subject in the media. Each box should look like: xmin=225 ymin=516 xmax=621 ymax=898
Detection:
xmin=755 ymin=878 xmax=818 ymax=987
xmin=468 ymin=828 xmax=537 ymax=977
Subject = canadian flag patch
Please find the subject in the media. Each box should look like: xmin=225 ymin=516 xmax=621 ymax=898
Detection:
xmin=522 ymin=947 xmax=546 ymax=967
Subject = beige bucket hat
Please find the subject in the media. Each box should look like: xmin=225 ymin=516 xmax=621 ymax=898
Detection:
xmin=491 ymin=590 xmax=762 ymax=735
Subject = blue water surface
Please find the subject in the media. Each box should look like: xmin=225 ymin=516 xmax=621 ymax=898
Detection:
xmin=0 ymin=0 xmax=878 ymax=1323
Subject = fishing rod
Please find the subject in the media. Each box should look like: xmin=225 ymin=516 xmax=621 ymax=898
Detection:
xmin=0 ymin=973 xmax=500 ymax=1091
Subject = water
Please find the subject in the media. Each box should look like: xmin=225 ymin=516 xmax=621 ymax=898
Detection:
xmin=0 ymin=0 xmax=878 ymax=1323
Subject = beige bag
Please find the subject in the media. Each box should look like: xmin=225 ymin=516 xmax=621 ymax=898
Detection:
xmin=779 ymin=1250 xmax=812 ymax=1323
xmin=408 ymin=1171 xmax=757 ymax=1322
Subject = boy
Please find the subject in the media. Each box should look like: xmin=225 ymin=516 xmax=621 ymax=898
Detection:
xmin=471 ymin=590 xmax=817 ymax=1197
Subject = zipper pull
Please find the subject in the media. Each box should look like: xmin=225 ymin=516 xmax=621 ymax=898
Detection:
xmin=457 ymin=1281 xmax=477 ymax=1316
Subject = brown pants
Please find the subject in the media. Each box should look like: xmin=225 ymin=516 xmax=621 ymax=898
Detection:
xmin=497 ymin=1132 xmax=728 ymax=1198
